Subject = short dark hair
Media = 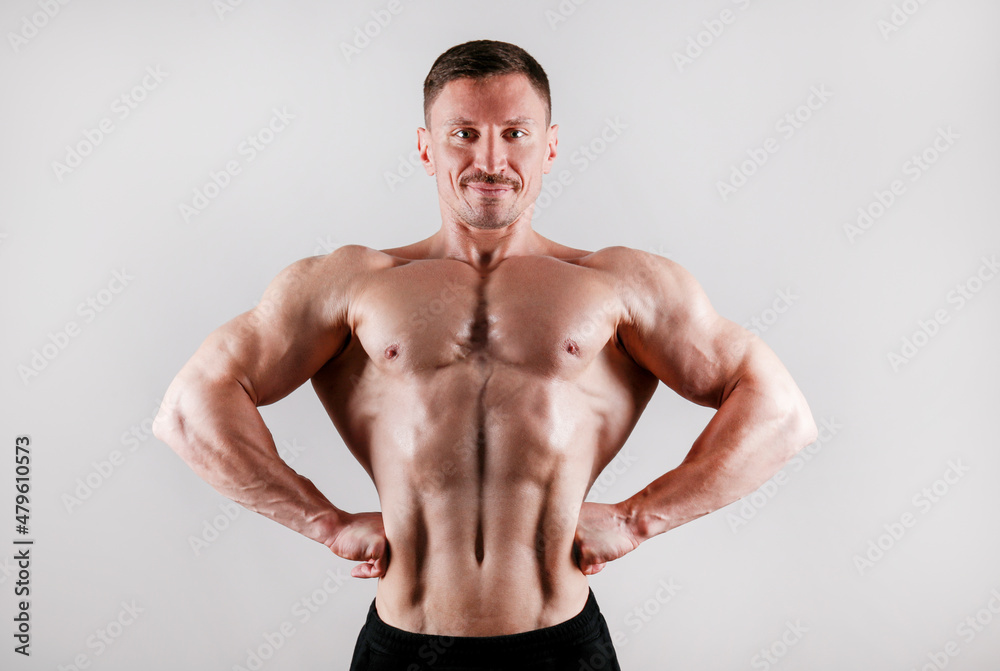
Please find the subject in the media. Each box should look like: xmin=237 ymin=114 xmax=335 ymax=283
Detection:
xmin=423 ymin=40 xmax=551 ymax=127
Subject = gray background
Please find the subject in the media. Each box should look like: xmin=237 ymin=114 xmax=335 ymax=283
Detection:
xmin=2 ymin=0 xmax=999 ymax=669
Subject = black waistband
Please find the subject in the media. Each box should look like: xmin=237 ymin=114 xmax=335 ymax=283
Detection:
xmin=361 ymin=588 xmax=604 ymax=659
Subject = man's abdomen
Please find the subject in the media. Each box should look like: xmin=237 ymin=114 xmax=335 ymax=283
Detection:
xmin=374 ymin=489 xmax=591 ymax=635
xmin=367 ymin=367 xmax=598 ymax=635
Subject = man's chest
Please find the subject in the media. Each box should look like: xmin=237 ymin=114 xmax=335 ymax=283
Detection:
xmin=351 ymin=256 xmax=624 ymax=376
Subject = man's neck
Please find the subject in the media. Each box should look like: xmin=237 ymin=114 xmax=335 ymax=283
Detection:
xmin=430 ymin=212 xmax=547 ymax=271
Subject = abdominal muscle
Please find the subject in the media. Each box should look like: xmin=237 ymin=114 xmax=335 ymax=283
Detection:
xmin=373 ymin=482 xmax=592 ymax=636
xmin=362 ymin=369 xmax=598 ymax=636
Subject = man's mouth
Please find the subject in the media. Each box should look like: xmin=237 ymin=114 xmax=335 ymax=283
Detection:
xmin=465 ymin=182 xmax=515 ymax=196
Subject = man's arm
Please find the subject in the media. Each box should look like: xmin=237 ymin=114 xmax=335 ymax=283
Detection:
xmin=153 ymin=246 xmax=389 ymax=578
xmin=574 ymin=248 xmax=817 ymax=573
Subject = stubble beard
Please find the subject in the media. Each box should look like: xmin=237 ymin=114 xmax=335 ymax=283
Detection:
xmin=456 ymin=199 xmax=522 ymax=230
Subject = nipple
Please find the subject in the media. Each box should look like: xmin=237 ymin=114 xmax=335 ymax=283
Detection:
xmin=564 ymin=339 xmax=580 ymax=356
xmin=384 ymin=344 xmax=399 ymax=359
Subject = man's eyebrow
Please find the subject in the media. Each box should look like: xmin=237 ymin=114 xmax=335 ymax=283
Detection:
xmin=441 ymin=117 xmax=537 ymax=126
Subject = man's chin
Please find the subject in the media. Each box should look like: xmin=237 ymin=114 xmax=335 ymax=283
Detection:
xmin=455 ymin=203 xmax=522 ymax=230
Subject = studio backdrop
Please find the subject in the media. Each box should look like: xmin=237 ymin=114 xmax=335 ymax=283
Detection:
xmin=2 ymin=0 xmax=998 ymax=669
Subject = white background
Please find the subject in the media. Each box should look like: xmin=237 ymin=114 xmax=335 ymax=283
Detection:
xmin=2 ymin=0 xmax=999 ymax=669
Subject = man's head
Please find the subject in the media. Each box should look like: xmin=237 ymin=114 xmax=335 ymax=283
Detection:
xmin=418 ymin=40 xmax=558 ymax=231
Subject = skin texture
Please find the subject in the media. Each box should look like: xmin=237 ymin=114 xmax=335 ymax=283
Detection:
xmin=154 ymin=73 xmax=818 ymax=636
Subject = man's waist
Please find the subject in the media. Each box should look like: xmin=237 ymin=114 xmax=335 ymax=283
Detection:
xmin=373 ymin=569 xmax=592 ymax=636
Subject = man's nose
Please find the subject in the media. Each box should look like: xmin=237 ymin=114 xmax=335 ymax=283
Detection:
xmin=474 ymin=134 xmax=507 ymax=175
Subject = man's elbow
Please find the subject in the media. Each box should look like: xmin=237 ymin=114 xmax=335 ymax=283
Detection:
xmin=744 ymin=354 xmax=818 ymax=459
xmin=152 ymin=394 xmax=185 ymax=450
xmin=152 ymin=376 xmax=203 ymax=456
xmin=783 ymin=395 xmax=818 ymax=458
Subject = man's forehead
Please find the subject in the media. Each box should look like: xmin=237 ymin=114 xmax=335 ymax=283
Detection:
xmin=441 ymin=116 xmax=538 ymax=127
xmin=431 ymin=74 xmax=546 ymax=126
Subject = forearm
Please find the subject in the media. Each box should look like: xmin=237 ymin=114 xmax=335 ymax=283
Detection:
xmin=153 ymin=374 xmax=343 ymax=545
xmin=622 ymin=374 xmax=817 ymax=543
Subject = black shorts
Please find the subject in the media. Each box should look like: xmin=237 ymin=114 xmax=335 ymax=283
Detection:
xmin=349 ymin=588 xmax=621 ymax=670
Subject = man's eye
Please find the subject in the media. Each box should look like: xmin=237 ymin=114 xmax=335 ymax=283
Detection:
xmin=509 ymin=130 xmax=527 ymax=139
xmin=454 ymin=130 xmax=473 ymax=139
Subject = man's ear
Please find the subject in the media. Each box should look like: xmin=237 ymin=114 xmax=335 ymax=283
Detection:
xmin=417 ymin=127 xmax=435 ymax=176
xmin=542 ymin=123 xmax=559 ymax=175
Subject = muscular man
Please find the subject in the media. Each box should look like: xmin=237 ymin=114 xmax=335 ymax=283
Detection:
xmin=154 ymin=40 xmax=817 ymax=670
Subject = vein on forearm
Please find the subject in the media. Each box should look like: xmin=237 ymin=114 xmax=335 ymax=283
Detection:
xmin=628 ymin=368 xmax=811 ymax=540
xmin=163 ymin=375 xmax=339 ymax=543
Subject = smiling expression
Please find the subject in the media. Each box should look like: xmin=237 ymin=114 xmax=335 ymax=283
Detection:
xmin=418 ymin=73 xmax=558 ymax=231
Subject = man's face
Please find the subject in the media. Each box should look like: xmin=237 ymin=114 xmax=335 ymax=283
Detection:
xmin=418 ymin=73 xmax=558 ymax=231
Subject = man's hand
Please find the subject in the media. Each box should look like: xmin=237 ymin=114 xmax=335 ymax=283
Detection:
xmin=572 ymin=501 xmax=640 ymax=575
xmin=325 ymin=511 xmax=390 ymax=579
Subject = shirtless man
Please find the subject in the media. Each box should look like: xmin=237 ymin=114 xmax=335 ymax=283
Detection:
xmin=153 ymin=40 xmax=818 ymax=670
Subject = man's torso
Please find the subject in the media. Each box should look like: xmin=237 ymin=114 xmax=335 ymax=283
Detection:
xmin=311 ymin=244 xmax=658 ymax=635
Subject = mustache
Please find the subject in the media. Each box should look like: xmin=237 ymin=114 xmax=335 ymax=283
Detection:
xmin=460 ymin=172 xmax=520 ymax=189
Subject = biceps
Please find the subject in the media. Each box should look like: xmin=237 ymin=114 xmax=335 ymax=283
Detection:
xmin=651 ymin=315 xmax=754 ymax=408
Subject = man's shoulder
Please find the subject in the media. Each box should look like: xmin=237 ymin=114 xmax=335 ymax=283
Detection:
xmin=260 ymin=245 xmax=398 ymax=317
xmin=284 ymin=244 xmax=398 ymax=282
xmin=579 ymin=245 xmax=684 ymax=284
xmin=313 ymin=243 xmax=396 ymax=268
xmin=579 ymin=246 xmax=711 ymax=324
